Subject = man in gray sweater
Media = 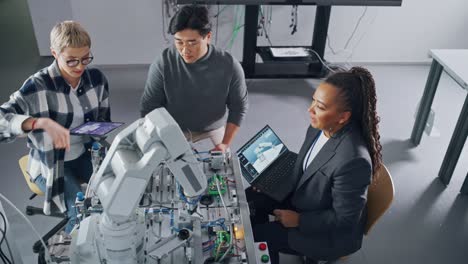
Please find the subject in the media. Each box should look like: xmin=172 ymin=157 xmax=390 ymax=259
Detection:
xmin=140 ymin=5 xmax=248 ymax=152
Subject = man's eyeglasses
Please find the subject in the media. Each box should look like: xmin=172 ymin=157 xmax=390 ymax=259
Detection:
xmin=61 ymin=54 xmax=94 ymax=67
xmin=174 ymin=40 xmax=202 ymax=48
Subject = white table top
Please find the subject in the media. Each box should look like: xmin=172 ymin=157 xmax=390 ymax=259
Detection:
xmin=430 ymin=49 xmax=468 ymax=91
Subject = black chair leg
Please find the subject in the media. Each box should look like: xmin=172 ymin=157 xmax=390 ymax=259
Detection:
xmin=26 ymin=205 xmax=44 ymax=216
xmin=26 ymin=205 xmax=66 ymax=218
xmin=33 ymin=217 xmax=69 ymax=254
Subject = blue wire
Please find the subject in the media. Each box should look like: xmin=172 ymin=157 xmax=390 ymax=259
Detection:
xmin=178 ymin=184 xmax=202 ymax=205
xmin=203 ymin=244 xmax=215 ymax=252
xmin=201 ymin=218 xmax=226 ymax=230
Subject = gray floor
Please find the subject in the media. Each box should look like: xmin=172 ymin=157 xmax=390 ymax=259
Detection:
xmin=1 ymin=0 xmax=468 ymax=263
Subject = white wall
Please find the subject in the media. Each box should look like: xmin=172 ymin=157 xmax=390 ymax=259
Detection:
xmin=28 ymin=0 xmax=468 ymax=65
xmin=327 ymin=0 xmax=468 ymax=63
xmin=27 ymin=0 xmax=72 ymax=55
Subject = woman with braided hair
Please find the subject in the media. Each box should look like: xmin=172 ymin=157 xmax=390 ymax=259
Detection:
xmin=247 ymin=67 xmax=382 ymax=264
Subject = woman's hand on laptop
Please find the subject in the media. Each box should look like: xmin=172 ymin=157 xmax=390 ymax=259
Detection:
xmin=36 ymin=118 xmax=70 ymax=151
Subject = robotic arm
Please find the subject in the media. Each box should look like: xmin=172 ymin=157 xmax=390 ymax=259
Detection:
xmin=72 ymin=108 xmax=207 ymax=263
xmin=89 ymin=108 xmax=206 ymax=221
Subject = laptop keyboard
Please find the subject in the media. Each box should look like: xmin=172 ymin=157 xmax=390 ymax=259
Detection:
xmin=256 ymin=152 xmax=297 ymax=192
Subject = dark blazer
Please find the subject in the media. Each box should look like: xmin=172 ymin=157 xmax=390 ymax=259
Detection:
xmin=287 ymin=124 xmax=372 ymax=260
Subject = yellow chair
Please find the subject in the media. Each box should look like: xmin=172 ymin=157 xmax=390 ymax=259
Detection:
xmin=19 ymin=155 xmax=43 ymax=197
xmin=19 ymin=155 xmax=47 ymax=216
xmin=19 ymin=155 xmax=68 ymax=257
xmin=305 ymin=164 xmax=395 ymax=264
xmin=19 ymin=155 xmax=64 ymax=217
xmin=364 ymin=164 xmax=395 ymax=235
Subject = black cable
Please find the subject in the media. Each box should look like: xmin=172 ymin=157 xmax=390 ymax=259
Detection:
xmin=262 ymin=24 xmax=273 ymax=46
xmin=0 ymin=230 xmax=12 ymax=264
xmin=0 ymin=254 xmax=7 ymax=264
xmin=259 ymin=6 xmax=273 ymax=46
xmin=0 ymin=212 xmax=13 ymax=264
xmin=296 ymin=6 xmax=298 ymax=32
xmin=0 ymin=233 xmax=7 ymax=263
xmin=290 ymin=5 xmax=298 ymax=35
xmin=0 ymin=250 xmax=12 ymax=264
xmin=213 ymin=5 xmax=228 ymax=18
xmin=0 ymin=212 xmax=6 ymax=246
xmin=265 ymin=6 xmax=273 ymax=39
xmin=0 ymin=251 xmax=9 ymax=264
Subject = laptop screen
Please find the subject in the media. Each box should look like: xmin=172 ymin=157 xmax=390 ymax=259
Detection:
xmin=236 ymin=125 xmax=288 ymax=183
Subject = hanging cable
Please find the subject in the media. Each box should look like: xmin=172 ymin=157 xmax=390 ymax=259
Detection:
xmin=213 ymin=5 xmax=228 ymax=17
xmin=259 ymin=6 xmax=273 ymax=46
xmin=226 ymin=6 xmax=244 ymax=50
xmin=0 ymin=212 xmax=7 ymax=249
xmin=0 ymin=211 xmax=12 ymax=264
xmin=343 ymin=7 xmax=368 ymax=50
xmin=290 ymin=5 xmax=298 ymax=35
xmin=0 ymin=193 xmax=52 ymax=263
xmin=346 ymin=7 xmax=378 ymax=64
xmin=325 ymin=6 xmax=370 ymax=68
xmin=309 ymin=49 xmax=336 ymax=74
xmin=267 ymin=6 xmax=273 ymax=36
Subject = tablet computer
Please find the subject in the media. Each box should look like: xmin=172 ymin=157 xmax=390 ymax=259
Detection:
xmin=70 ymin=122 xmax=124 ymax=136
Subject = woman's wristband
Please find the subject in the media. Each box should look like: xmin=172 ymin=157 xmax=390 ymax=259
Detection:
xmin=31 ymin=118 xmax=37 ymax=131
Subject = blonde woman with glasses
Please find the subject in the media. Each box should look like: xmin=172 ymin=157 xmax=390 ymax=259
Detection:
xmin=0 ymin=21 xmax=111 ymax=233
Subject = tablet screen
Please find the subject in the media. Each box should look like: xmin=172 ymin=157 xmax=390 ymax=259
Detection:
xmin=70 ymin=122 xmax=124 ymax=136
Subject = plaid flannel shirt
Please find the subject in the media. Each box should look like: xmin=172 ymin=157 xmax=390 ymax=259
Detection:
xmin=0 ymin=60 xmax=110 ymax=214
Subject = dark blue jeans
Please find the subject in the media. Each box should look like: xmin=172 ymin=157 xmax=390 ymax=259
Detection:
xmin=34 ymin=151 xmax=92 ymax=233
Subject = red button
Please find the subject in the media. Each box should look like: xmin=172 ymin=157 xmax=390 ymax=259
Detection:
xmin=258 ymin=243 xmax=267 ymax=251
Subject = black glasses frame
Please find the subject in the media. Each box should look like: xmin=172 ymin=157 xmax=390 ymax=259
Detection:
xmin=61 ymin=53 xmax=94 ymax=67
xmin=65 ymin=56 xmax=94 ymax=67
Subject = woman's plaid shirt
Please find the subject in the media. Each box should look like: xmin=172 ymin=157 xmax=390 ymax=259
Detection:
xmin=0 ymin=60 xmax=110 ymax=214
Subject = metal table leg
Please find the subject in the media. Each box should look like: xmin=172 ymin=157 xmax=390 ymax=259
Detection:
xmin=411 ymin=60 xmax=443 ymax=145
xmin=460 ymin=172 xmax=468 ymax=194
xmin=241 ymin=5 xmax=259 ymax=78
xmin=438 ymin=94 xmax=468 ymax=185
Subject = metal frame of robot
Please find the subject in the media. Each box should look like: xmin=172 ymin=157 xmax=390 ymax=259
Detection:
xmin=42 ymin=108 xmax=261 ymax=264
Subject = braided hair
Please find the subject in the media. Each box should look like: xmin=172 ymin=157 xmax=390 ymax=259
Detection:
xmin=325 ymin=67 xmax=382 ymax=178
